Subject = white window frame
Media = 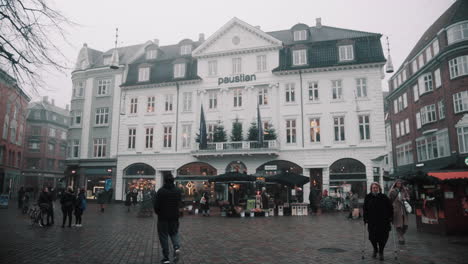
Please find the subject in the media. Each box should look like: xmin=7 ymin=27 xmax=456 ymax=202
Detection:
xmin=356 ymin=78 xmax=367 ymax=98
xmin=416 ymin=112 xmax=422 ymax=129
xmin=257 ymin=55 xmax=267 ymax=72
xmin=395 ymin=123 xmax=400 ymax=138
xmin=425 ymin=46 xmax=433 ymax=62
xmin=285 ymin=83 xmax=295 ymax=103
xmin=405 ymin=118 xmax=410 ymax=135
xmin=416 ymin=131 xmax=450 ymax=162
xmin=128 ymin=128 xmax=136 ymax=150
xmin=438 ymin=100 xmax=445 ymax=120
xmin=145 ymin=127 xmax=154 ymax=149
xmin=457 ymin=126 xmax=468 ymax=153
xmin=339 ymin=45 xmax=354 ymax=61
xmin=413 ymin=85 xmax=419 ymax=102
xmin=208 ymin=92 xmax=217 ymax=110
xmin=411 ymin=60 xmax=418 ymax=74
xmin=331 ymin=80 xmax=343 ymax=100
xmin=147 ymin=96 xmax=155 ymax=113
xmin=93 ymin=138 xmax=107 ymax=158
xmin=174 ymin=63 xmax=186 ymax=78
xmin=449 ymin=55 xmax=468 ymax=79
xmin=292 ymin=49 xmax=307 ymax=66
xmin=233 ymin=89 xmax=242 ymax=108
xmin=286 ymin=119 xmax=297 ymax=144
xmin=333 ymin=116 xmax=345 ymax=142
xmin=309 ymin=118 xmax=320 ymax=143
xmin=434 ymin=68 xmax=442 ymax=88
xmin=146 ymin=49 xmax=157 ymax=60
xmin=258 ymin=87 xmax=268 ymax=105
xmin=95 ymin=107 xmax=109 ymax=125
xmin=418 ymin=54 xmax=425 ymax=69
xmin=293 ymin=30 xmax=307 ymax=41
xmin=403 ymin=93 xmax=408 ymax=109
xmin=72 ymin=139 xmax=80 ymax=158
xmin=180 ymin=45 xmax=192 ymax=55
xmin=130 ymin=98 xmax=138 ymax=114
xmin=163 ymin=126 xmax=173 ymax=148
xmin=208 ymin=60 xmax=217 ymax=76
xmin=97 ymin=79 xmax=111 ymax=96
xmin=308 ymin=82 xmax=319 ymax=101
xmin=164 ymin=94 xmax=174 ymax=112
xmin=182 ymin=124 xmax=192 ymax=149
xmin=138 ymin=67 xmax=150 ymax=82
xmin=418 ymin=73 xmax=433 ymax=95
xmin=420 ymin=104 xmax=437 ymax=125
xmin=447 ymin=22 xmax=468 ymax=45
xmin=74 ymin=111 xmax=82 ymax=126
xmin=207 ymin=124 xmax=217 ymax=142
xmin=396 ymin=142 xmax=413 ymax=166
xmin=393 ymin=100 xmax=398 ymax=114
xmin=232 ymin=58 xmax=242 ymax=74
xmin=453 ymin=91 xmax=468 ymax=114
xmin=182 ymin=92 xmax=192 ymax=112
xmin=359 ymin=115 xmax=370 ymax=140
xmin=433 ymin=39 xmax=440 ymax=55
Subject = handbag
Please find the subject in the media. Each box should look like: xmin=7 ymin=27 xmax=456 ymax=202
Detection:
xmin=404 ymin=201 xmax=412 ymax=214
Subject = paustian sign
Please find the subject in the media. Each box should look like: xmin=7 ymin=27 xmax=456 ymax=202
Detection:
xmin=218 ymin=74 xmax=256 ymax=85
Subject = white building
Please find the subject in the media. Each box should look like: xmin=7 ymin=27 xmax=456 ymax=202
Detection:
xmin=114 ymin=17 xmax=388 ymax=202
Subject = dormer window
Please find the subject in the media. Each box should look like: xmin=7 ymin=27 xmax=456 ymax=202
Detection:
xmin=180 ymin=45 xmax=192 ymax=55
xmin=292 ymin=49 xmax=307 ymax=66
xmin=174 ymin=63 xmax=186 ymax=78
xmin=138 ymin=67 xmax=150 ymax=82
xmin=146 ymin=49 xmax=157 ymax=60
xmin=103 ymin=56 xmax=112 ymax=65
xmin=294 ymin=30 xmax=307 ymax=41
xmin=339 ymin=45 xmax=354 ymax=61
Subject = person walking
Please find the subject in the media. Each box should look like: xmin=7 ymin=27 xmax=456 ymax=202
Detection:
xmin=200 ymin=192 xmax=210 ymax=216
xmin=389 ymin=180 xmax=410 ymax=245
xmin=363 ymin=182 xmax=393 ymax=261
xmin=97 ymin=189 xmax=106 ymax=212
xmin=131 ymin=188 xmax=138 ymax=207
xmin=18 ymin=186 xmax=25 ymax=209
xmin=37 ymin=187 xmax=51 ymax=227
xmin=74 ymin=189 xmax=86 ymax=227
xmin=348 ymin=190 xmax=360 ymax=219
xmin=60 ymin=188 xmax=75 ymax=228
xmin=153 ymin=174 xmax=182 ymax=264
xmin=47 ymin=187 xmax=55 ymax=226
xmin=125 ymin=190 xmax=132 ymax=212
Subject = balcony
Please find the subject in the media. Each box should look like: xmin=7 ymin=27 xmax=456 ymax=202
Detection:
xmin=191 ymin=140 xmax=280 ymax=157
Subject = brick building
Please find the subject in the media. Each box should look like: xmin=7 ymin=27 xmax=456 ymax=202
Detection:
xmin=0 ymin=69 xmax=31 ymax=196
xmin=387 ymin=0 xmax=468 ymax=177
xmin=22 ymin=97 xmax=69 ymax=191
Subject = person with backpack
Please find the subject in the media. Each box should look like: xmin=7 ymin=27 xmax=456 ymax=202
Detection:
xmin=60 ymin=188 xmax=75 ymax=228
xmin=153 ymin=174 xmax=182 ymax=264
xmin=200 ymin=192 xmax=210 ymax=216
xmin=74 ymin=189 xmax=86 ymax=227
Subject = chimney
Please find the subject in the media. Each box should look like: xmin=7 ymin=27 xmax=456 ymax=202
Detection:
xmin=66 ymin=104 xmax=69 ymax=111
xmin=153 ymin=39 xmax=159 ymax=47
xmin=42 ymin=96 xmax=48 ymax=104
xmin=51 ymin=99 xmax=55 ymax=106
xmin=316 ymin=18 xmax=322 ymax=28
xmin=83 ymin=43 xmax=88 ymax=48
xmin=198 ymin=33 xmax=205 ymax=42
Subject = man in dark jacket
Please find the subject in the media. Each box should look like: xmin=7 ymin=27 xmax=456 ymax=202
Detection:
xmin=153 ymin=174 xmax=182 ymax=264
xmin=37 ymin=187 xmax=51 ymax=227
xmin=363 ymin=182 xmax=393 ymax=261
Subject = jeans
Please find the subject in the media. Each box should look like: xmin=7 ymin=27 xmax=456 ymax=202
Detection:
xmin=157 ymin=220 xmax=180 ymax=259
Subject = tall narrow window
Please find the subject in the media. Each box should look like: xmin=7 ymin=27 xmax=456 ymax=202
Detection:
xmin=93 ymin=138 xmax=107 ymax=157
xmin=258 ymin=88 xmax=268 ymax=105
xmin=78 ymin=81 xmax=84 ymax=97
xmin=339 ymin=45 xmax=354 ymax=61
xmin=209 ymin=92 xmax=217 ymax=109
xmin=233 ymin=89 xmax=242 ymax=108
xmin=174 ymin=63 xmax=186 ymax=78
xmin=145 ymin=127 xmax=154 ymax=149
xmin=332 ymin=80 xmax=343 ymax=100
xmin=413 ymin=85 xmax=419 ymax=102
xmin=285 ymin=83 xmax=295 ymax=103
xmin=438 ymin=100 xmax=445 ymax=119
xmin=405 ymin=118 xmax=410 ymax=134
xmin=359 ymin=115 xmax=370 ymax=140
xmin=95 ymin=107 xmax=109 ymax=125
xmin=97 ymin=79 xmax=111 ymax=95
xmin=286 ymin=119 xmax=296 ymax=144
xmin=130 ymin=98 xmax=138 ymax=114
xmin=257 ymin=55 xmax=267 ymax=72
xmin=334 ymin=117 xmax=345 ymax=142
xmin=182 ymin=124 xmax=192 ymax=149
xmin=208 ymin=60 xmax=217 ymax=76
xmin=310 ymin=118 xmax=320 ymax=142
xmin=138 ymin=67 xmax=150 ymax=82
xmin=147 ymin=96 xmax=155 ymax=113
xmin=183 ymin=92 xmax=192 ymax=112
xmin=163 ymin=126 xmax=172 ymax=148
xmin=165 ymin=94 xmax=173 ymax=112
xmin=453 ymin=91 xmax=468 ymax=113
xmin=308 ymin=82 xmax=319 ymax=101
xmin=72 ymin=139 xmax=80 ymax=158
xmin=457 ymin=126 xmax=468 ymax=153
xmin=356 ymin=78 xmax=367 ymax=98
xmin=208 ymin=124 xmax=217 ymax=142
xmin=232 ymin=58 xmax=242 ymax=74
xmin=434 ymin=68 xmax=441 ymax=88
xmin=292 ymin=49 xmax=307 ymax=65
xmin=74 ymin=111 xmax=82 ymax=125
xmin=128 ymin=128 xmax=136 ymax=149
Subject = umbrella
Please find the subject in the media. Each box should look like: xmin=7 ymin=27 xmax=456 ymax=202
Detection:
xmin=265 ymin=172 xmax=309 ymax=186
xmin=208 ymin=172 xmax=257 ymax=182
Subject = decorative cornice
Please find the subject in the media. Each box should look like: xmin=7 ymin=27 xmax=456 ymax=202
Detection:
xmin=273 ymin=62 xmax=385 ymax=76
xmin=194 ymin=46 xmax=281 ymax=59
xmin=121 ymin=79 xmax=202 ymax=90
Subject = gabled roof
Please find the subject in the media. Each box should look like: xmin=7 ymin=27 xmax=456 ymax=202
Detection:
xmin=28 ymin=101 xmax=69 ymax=117
xmin=395 ymin=0 xmax=468 ymax=73
xmin=192 ymin=17 xmax=283 ymax=57
xmin=102 ymin=43 xmax=146 ymax=65
xmin=267 ymin=25 xmax=381 ymax=45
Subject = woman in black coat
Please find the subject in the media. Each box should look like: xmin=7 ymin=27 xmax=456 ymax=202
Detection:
xmin=60 ymin=188 xmax=75 ymax=228
xmin=363 ymin=182 xmax=393 ymax=261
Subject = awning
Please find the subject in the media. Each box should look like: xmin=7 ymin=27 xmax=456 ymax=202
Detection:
xmin=428 ymin=171 xmax=468 ymax=180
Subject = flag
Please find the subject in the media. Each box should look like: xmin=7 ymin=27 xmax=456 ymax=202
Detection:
xmin=199 ymin=105 xmax=207 ymax=149
xmin=257 ymin=101 xmax=264 ymax=146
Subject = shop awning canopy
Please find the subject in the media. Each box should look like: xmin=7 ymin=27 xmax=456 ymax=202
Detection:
xmin=208 ymin=172 xmax=257 ymax=183
xmin=265 ymin=172 xmax=309 ymax=186
xmin=428 ymin=171 xmax=468 ymax=180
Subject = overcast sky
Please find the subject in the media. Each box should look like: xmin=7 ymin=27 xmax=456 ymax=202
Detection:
xmin=35 ymin=0 xmax=455 ymax=108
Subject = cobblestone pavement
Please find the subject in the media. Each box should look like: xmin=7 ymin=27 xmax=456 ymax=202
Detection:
xmin=1 ymin=203 xmax=468 ymax=264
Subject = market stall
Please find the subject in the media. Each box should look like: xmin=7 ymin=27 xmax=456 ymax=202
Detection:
xmin=266 ymin=172 xmax=309 ymax=216
xmin=408 ymin=171 xmax=468 ymax=235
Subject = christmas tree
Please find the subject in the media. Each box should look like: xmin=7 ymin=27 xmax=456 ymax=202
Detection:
xmin=231 ymin=118 xmax=243 ymax=142
xmin=247 ymin=121 xmax=259 ymax=141
xmin=213 ymin=121 xmax=227 ymax=142
xmin=264 ymin=124 xmax=277 ymax=140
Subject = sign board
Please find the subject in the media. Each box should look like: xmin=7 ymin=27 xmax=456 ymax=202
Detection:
xmin=264 ymin=165 xmax=277 ymax=171
xmin=0 ymin=194 xmax=9 ymax=209
xmin=444 ymin=191 xmax=454 ymax=199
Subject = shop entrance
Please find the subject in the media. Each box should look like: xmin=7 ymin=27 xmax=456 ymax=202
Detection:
xmin=176 ymin=162 xmax=217 ymax=204
xmin=123 ymin=163 xmax=156 ymax=199
xmin=329 ymin=158 xmax=367 ymax=205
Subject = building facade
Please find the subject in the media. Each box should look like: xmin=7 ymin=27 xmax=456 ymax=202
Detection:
xmin=114 ymin=18 xmax=388 ymax=201
xmin=0 ymin=69 xmax=30 ymax=196
xmin=387 ymin=0 xmax=468 ymax=178
xmin=22 ymin=97 xmax=69 ymax=191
